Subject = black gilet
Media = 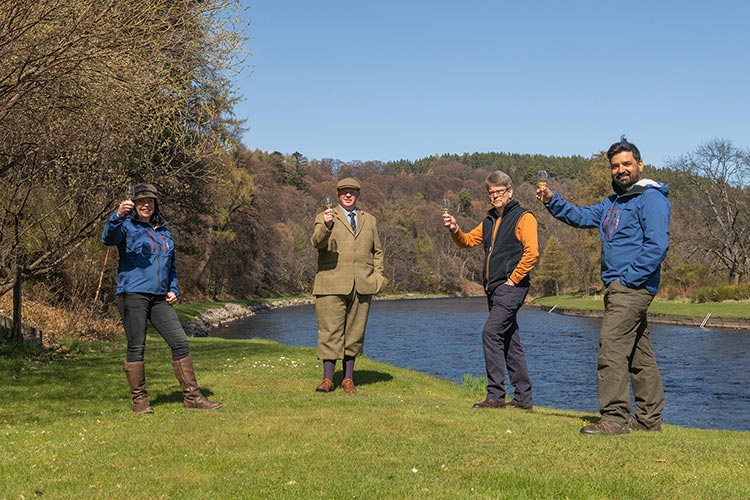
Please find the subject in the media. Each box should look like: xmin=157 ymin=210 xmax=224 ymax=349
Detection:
xmin=481 ymin=199 xmax=530 ymax=294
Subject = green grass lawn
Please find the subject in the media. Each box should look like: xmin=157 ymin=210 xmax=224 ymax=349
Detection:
xmin=2 ymin=334 xmax=748 ymax=499
xmin=532 ymin=293 xmax=750 ymax=319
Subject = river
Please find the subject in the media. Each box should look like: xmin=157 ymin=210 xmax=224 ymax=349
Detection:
xmin=212 ymin=297 xmax=750 ymax=431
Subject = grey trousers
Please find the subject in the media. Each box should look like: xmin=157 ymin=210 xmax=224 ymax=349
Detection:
xmin=599 ymin=280 xmax=665 ymax=426
xmin=482 ymin=284 xmax=532 ymax=405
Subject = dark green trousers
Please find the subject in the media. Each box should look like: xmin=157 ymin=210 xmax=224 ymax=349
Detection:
xmin=598 ymin=280 xmax=665 ymax=426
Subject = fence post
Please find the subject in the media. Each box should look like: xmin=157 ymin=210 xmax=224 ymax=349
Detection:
xmin=12 ymin=265 xmax=22 ymax=343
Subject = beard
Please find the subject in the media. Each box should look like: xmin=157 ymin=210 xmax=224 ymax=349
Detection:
xmin=612 ymin=172 xmax=640 ymax=194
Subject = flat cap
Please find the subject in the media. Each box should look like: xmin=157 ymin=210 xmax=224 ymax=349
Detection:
xmin=336 ymin=177 xmax=361 ymax=190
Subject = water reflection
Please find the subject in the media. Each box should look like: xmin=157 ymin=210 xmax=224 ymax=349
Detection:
xmin=214 ymin=297 xmax=750 ymax=431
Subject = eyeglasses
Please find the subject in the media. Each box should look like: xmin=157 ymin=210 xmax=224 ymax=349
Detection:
xmin=487 ymin=188 xmax=508 ymax=198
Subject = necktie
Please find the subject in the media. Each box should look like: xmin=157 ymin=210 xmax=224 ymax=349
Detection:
xmin=349 ymin=212 xmax=357 ymax=233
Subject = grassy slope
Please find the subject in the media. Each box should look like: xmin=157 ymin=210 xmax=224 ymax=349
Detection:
xmin=2 ymin=335 xmax=748 ymax=499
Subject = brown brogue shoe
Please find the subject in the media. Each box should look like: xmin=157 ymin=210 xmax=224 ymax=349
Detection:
xmin=472 ymin=398 xmax=505 ymax=409
xmin=315 ymin=378 xmax=334 ymax=393
xmin=580 ymin=419 xmax=630 ymax=435
xmin=507 ymin=401 xmax=533 ymax=410
xmin=341 ymin=378 xmax=357 ymax=393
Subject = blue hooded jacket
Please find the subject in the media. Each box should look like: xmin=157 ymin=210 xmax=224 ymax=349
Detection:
xmin=544 ymin=179 xmax=670 ymax=293
xmin=102 ymin=209 xmax=179 ymax=296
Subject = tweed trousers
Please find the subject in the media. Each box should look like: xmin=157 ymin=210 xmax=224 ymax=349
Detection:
xmin=315 ymin=289 xmax=372 ymax=360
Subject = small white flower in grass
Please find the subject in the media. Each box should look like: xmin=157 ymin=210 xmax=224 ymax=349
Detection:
xmin=411 ymin=467 xmax=418 ymax=474
xmin=506 ymin=429 xmax=512 ymax=434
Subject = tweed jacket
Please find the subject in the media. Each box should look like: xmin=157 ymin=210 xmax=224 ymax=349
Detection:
xmin=311 ymin=206 xmax=385 ymax=296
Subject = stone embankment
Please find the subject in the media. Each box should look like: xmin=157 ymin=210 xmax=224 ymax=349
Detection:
xmin=183 ymin=299 xmax=314 ymax=337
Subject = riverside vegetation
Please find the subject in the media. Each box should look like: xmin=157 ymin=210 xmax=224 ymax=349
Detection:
xmin=532 ymin=293 xmax=750 ymax=319
xmin=532 ymin=293 xmax=750 ymax=330
xmin=2 ymin=303 xmax=749 ymax=498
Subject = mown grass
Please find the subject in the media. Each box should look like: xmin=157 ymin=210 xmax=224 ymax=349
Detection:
xmin=532 ymin=293 xmax=750 ymax=319
xmin=2 ymin=334 xmax=748 ymax=499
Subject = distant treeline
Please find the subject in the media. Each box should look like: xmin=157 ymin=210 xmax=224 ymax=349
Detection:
xmin=151 ymin=143 xmax=749 ymax=304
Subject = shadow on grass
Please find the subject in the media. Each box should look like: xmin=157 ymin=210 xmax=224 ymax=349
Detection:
xmin=332 ymin=369 xmax=393 ymax=387
xmin=149 ymin=388 xmax=221 ymax=407
xmin=541 ymin=410 xmax=599 ymax=422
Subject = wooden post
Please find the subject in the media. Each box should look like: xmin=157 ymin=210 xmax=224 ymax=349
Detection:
xmin=12 ymin=265 xmax=22 ymax=343
xmin=93 ymin=247 xmax=112 ymax=307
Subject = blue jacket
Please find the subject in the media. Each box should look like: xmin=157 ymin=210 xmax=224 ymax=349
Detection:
xmin=102 ymin=210 xmax=179 ymax=296
xmin=544 ymin=179 xmax=670 ymax=293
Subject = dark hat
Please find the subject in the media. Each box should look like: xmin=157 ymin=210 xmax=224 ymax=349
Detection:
xmin=132 ymin=183 xmax=158 ymax=201
xmin=336 ymin=177 xmax=361 ymax=191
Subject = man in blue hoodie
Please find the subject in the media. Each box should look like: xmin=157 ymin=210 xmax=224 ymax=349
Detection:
xmin=536 ymin=137 xmax=670 ymax=435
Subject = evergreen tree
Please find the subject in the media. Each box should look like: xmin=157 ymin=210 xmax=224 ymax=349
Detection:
xmin=534 ymin=236 xmax=574 ymax=296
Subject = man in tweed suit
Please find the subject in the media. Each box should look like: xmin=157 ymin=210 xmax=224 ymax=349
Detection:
xmin=311 ymin=177 xmax=386 ymax=393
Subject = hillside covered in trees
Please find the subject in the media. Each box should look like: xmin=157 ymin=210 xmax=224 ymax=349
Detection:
xmin=158 ymin=145 xmax=749 ymax=303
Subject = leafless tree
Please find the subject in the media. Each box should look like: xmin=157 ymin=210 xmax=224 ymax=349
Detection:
xmin=667 ymin=139 xmax=750 ymax=285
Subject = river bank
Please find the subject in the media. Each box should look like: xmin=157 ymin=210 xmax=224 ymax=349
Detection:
xmin=211 ymin=297 xmax=750 ymax=431
xmin=182 ymin=298 xmax=314 ymax=337
xmin=185 ymin=294 xmax=750 ymax=336
xmin=533 ymin=304 xmax=750 ymax=330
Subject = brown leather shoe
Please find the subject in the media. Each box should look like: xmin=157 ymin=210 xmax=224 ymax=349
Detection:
xmin=341 ymin=378 xmax=357 ymax=393
xmin=628 ymin=417 xmax=662 ymax=432
xmin=507 ymin=401 xmax=533 ymax=410
xmin=315 ymin=378 xmax=334 ymax=393
xmin=472 ymin=398 xmax=505 ymax=409
xmin=580 ymin=419 xmax=630 ymax=435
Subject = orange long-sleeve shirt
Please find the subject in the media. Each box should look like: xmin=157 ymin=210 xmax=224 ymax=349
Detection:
xmin=451 ymin=211 xmax=539 ymax=286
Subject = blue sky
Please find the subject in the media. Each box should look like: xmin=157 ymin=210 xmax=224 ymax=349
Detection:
xmin=232 ymin=1 xmax=750 ymax=168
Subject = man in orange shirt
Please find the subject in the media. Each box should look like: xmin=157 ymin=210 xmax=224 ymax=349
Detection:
xmin=443 ymin=171 xmax=539 ymax=409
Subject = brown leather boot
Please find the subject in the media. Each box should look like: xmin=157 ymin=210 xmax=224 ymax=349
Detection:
xmin=122 ymin=361 xmax=154 ymax=413
xmin=172 ymin=355 xmax=222 ymax=409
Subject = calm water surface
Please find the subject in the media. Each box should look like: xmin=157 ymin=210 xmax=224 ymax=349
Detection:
xmin=214 ymin=297 xmax=750 ymax=431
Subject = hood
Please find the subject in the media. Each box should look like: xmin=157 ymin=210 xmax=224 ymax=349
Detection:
xmin=615 ymin=178 xmax=669 ymax=199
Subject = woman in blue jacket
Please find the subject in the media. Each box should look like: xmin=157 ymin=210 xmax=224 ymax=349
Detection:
xmin=103 ymin=183 xmax=221 ymax=412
